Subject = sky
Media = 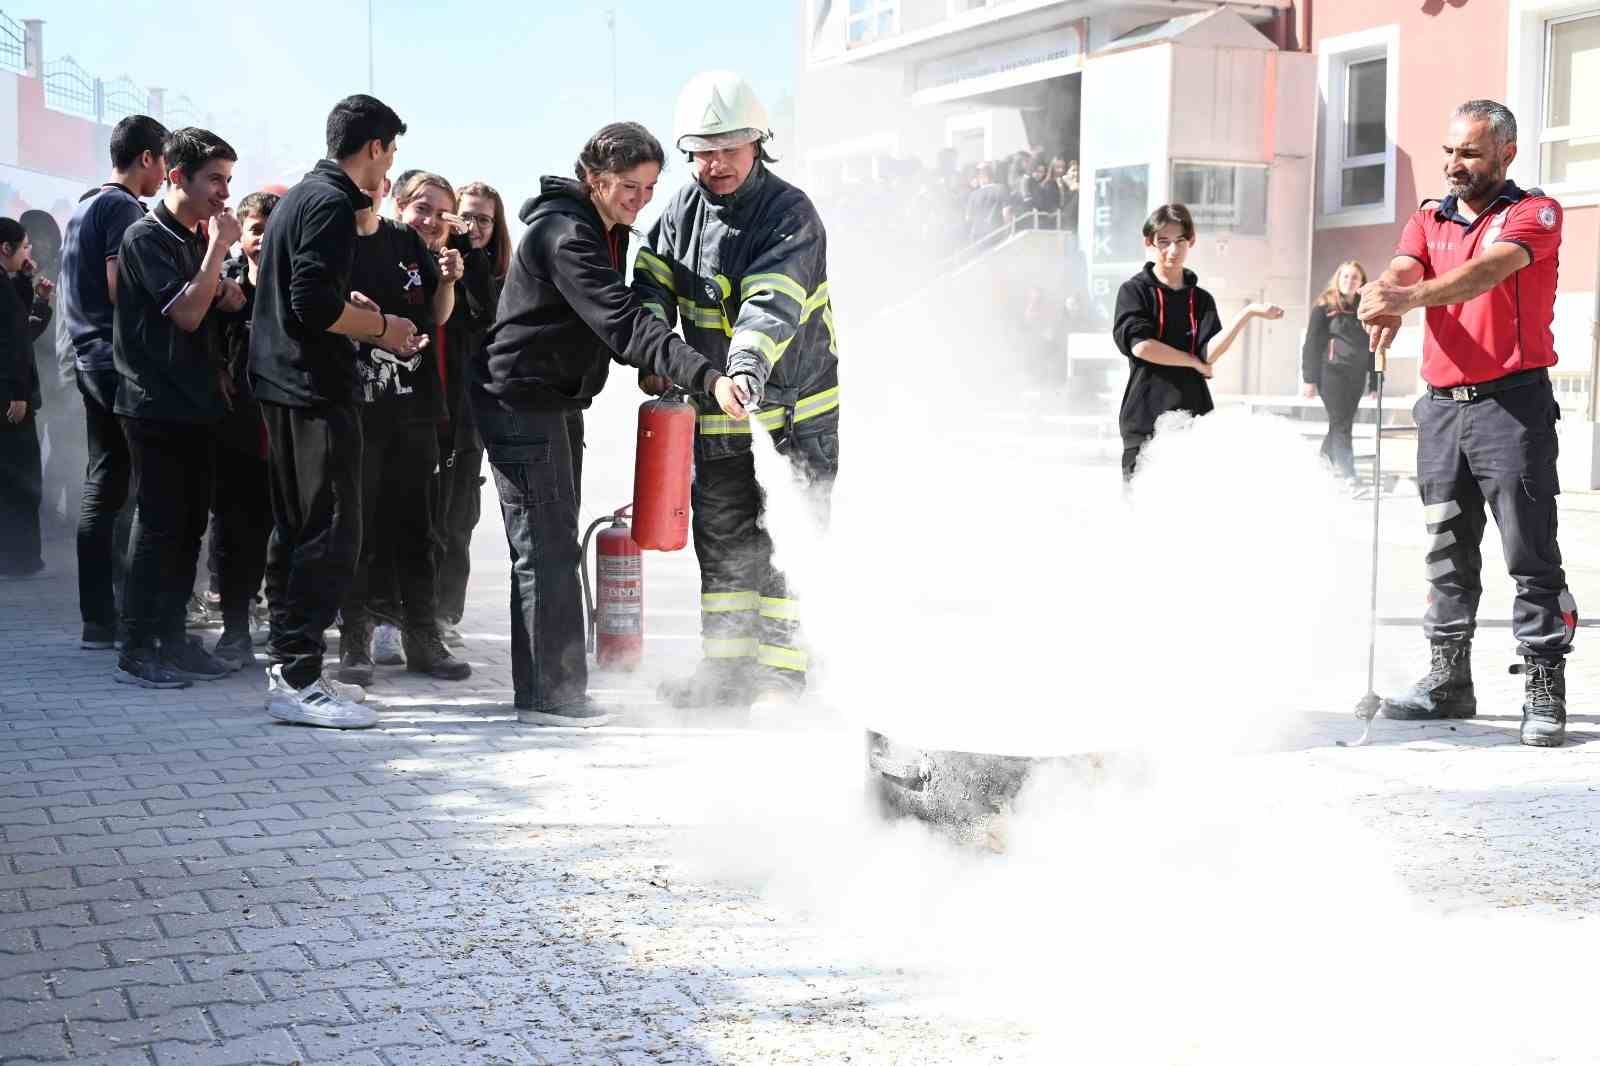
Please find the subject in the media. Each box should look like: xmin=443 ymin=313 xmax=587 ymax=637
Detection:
xmin=30 ymin=0 xmax=797 ymax=228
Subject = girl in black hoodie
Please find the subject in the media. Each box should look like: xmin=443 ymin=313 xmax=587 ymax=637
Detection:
xmin=473 ymin=122 xmax=745 ymax=727
xmin=1300 ymin=260 xmax=1375 ymax=479
xmin=1111 ymin=203 xmax=1283 ymax=480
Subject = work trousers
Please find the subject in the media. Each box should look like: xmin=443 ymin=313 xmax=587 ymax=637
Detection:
xmin=0 ymin=410 xmax=42 ymax=575
xmin=434 ymin=435 xmax=484 ymax=627
xmin=476 ymin=404 xmax=585 ymax=711
xmin=1415 ymin=374 xmax=1575 ymax=659
xmin=341 ymin=411 xmax=440 ymax=633
xmin=1319 ymin=364 xmax=1367 ymax=480
xmin=120 ymin=417 xmax=214 ymax=651
xmin=693 ymin=422 xmax=839 ymax=692
xmin=207 ymin=438 xmax=270 ymax=632
xmin=261 ymin=400 xmax=363 ymax=690
xmin=76 ymin=368 xmax=134 ymax=629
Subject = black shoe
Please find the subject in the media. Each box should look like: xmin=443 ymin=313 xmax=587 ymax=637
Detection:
xmin=81 ymin=622 xmax=117 ymax=650
xmin=1513 ymin=656 xmax=1567 ymax=748
xmin=403 ymin=627 xmax=471 ymax=680
xmin=517 ymin=697 xmax=611 ymax=728
xmin=337 ymin=622 xmax=375 ymax=686
xmin=1380 ymin=640 xmax=1477 ymax=720
xmin=160 ymin=634 xmax=232 ymax=681
xmin=114 ymin=646 xmax=190 ymax=689
xmin=213 ymin=630 xmax=256 ymax=671
xmin=657 ymin=661 xmax=753 ymax=709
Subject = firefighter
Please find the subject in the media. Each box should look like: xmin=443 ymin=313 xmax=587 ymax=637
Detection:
xmin=634 ymin=71 xmax=841 ymax=711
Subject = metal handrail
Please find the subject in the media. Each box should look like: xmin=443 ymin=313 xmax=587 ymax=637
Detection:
xmin=933 ymin=208 xmax=1063 ymax=276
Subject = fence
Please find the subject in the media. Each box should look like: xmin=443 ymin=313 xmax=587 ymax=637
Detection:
xmin=0 ymin=10 xmax=21 ymax=74
xmin=43 ymin=55 xmax=98 ymax=119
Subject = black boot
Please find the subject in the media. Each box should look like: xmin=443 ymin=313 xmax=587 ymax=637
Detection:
xmin=403 ymin=626 xmax=472 ymax=680
xmin=337 ymin=621 xmax=375 ymax=686
xmin=1380 ymin=640 xmax=1477 ymax=720
xmin=1513 ymin=656 xmax=1567 ymax=748
xmin=657 ymin=660 xmax=753 ymax=709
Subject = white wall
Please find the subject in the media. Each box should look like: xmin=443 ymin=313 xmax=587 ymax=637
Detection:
xmin=0 ymin=72 xmax=17 ymax=168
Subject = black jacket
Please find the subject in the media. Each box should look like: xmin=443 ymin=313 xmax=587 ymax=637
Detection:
xmin=1112 ymin=264 xmax=1221 ymax=441
xmin=442 ymin=234 xmax=495 ymax=440
xmin=248 ymin=160 xmax=370 ymax=408
xmin=1301 ymin=299 xmax=1376 ymax=389
xmin=477 ymin=177 xmax=721 ymax=411
xmin=1 ymin=272 xmax=50 ymax=409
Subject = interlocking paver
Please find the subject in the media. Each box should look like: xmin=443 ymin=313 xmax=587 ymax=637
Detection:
xmin=207 ymin=990 xmax=355 ymax=1038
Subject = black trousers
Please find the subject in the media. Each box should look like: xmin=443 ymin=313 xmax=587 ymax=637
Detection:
xmin=1415 ymin=376 xmax=1575 ymax=659
xmin=76 ymin=368 xmax=134 ymax=629
xmin=692 ymin=423 xmax=839 ymax=690
xmin=120 ymin=417 xmax=214 ymax=650
xmin=434 ymin=437 xmax=484 ymax=626
xmin=207 ymin=438 xmax=270 ymax=631
xmin=0 ymin=411 xmax=42 ymax=575
xmin=1319 ymin=365 xmax=1366 ymax=479
xmin=342 ymin=411 xmax=439 ymax=633
xmin=261 ymin=400 xmax=363 ymax=690
xmin=476 ymin=403 xmax=585 ymax=711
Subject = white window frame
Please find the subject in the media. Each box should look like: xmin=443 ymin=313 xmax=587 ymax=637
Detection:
xmin=1508 ymin=0 xmax=1600 ymax=206
xmin=1315 ymin=25 xmax=1400 ymax=231
xmin=847 ymin=0 xmax=899 ymax=48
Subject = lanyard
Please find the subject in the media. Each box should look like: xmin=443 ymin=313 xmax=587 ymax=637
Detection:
xmin=1154 ymin=287 xmax=1198 ymax=356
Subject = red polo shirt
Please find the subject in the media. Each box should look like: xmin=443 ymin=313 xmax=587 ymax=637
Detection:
xmin=1394 ymin=182 xmax=1562 ymax=388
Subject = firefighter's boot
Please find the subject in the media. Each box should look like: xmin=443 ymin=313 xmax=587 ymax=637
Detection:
xmin=1379 ymin=640 xmax=1476 ymax=720
xmin=1513 ymin=656 xmax=1567 ymax=748
xmin=657 ymin=661 xmax=752 ymax=709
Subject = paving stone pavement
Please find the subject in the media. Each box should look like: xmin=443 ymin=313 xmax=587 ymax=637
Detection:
xmin=9 ymin=400 xmax=1600 ymax=1064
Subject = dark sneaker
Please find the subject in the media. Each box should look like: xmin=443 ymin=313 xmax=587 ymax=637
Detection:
xmin=1380 ymin=640 xmax=1476 ymax=720
xmin=81 ymin=622 xmax=117 ymax=650
xmin=213 ymin=630 xmax=256 ymax=670
xmin=439 ymin=620 xmax=465 ymax=648
xmin=337 ymin=622 xmax=375 ymax=686
xmin=114 ymin=646 xmax=190 ymax=689
xmin=403 ymin=627 xmax=471 ymax=680
xmin=517 ymin=697 xmax=611 ymax=728
xmin=657 ymin=660 xmax=753 ymax=709
xmin=161 ymin=635 xmax=233 ymax=681
xmin=1514 ymin=656 xmax=1567 ymax=748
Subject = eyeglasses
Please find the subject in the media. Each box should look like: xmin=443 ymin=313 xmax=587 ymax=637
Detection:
xmin=459 ymin=212 xmax=495 ymax=230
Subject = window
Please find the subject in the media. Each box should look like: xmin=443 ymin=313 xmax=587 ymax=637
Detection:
xmin=1317 ymin=26 xmax=1399 ymax=228
xmin=1171 ymin=163 xmax=1268 ymax=236
xmin=848 ymin=0 xmax=897 ymax=46
xmin=1540 ymin=12 xmax=1600 ymax=187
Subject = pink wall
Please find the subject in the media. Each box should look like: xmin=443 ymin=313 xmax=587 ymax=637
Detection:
xmin=1305 ymin=0 xmax=1584 ymax=295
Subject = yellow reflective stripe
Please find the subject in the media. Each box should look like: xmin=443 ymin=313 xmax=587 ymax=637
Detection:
xmin=759 ymin=597 xmax=801 ymax=621
xmin=635 ymin=249 xmax=675 ymax=292
xmin=800 ymin=281 xmax=831 ymax=324
xmin=677 ymin=298 xmax=731 ymax=336
xmin=702 ymin=591 xmax=759 ymax=613
xmin=643 ymin=301 xmax=668 ymax=323
xmin=704 ymin=637 xmax=759 ymax=659
xmin=741 ymin=272 xmax=807 ymax=306
xmin=732 ymin=329 xmax=790 ymax=365
xmin=793 ymin=386 xmax=840 ymax=424
xmin=712 ymin=274 xmax=732 ymax=300
xmin=757 ymin=644 xmax=809 ymax=672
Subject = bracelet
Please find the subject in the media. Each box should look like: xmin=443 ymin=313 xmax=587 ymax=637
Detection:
xmin=370 ymin=313 xmax=388 ymax=341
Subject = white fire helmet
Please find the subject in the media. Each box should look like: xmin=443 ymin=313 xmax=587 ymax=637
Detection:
xmin=673 ymin=70 xmax=772 ymax=154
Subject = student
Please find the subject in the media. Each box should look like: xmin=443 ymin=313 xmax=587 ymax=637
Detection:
xmin=250 ymin=94 xmax=421 ymax=728
xmin=1300 ymin=260 xmax=1375 ymax=480
xmin=432 ymin=180 xmax=507 ymax=646
xmin=206 ymin=190 xmax=278 ymax=668
xmin=58 ymin=114 xmax=169 ymax=649
xmin=0 ymin=218 xmax=55 ymax=577
xmin=110 ymin=128 xmax=245 ymax=688
xmin=1111 ymin=203 xmax=1283 ymax=480
xmin=335 ymin=171 xmax=469 ymax=686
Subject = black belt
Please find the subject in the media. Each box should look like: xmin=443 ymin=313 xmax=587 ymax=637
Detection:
xmin=1427 ymin=367 xmax=1548 ymax=403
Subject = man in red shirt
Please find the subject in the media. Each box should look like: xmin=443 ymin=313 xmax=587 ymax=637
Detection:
xmin=1359 ymin=99 xmax=1576 ymax=747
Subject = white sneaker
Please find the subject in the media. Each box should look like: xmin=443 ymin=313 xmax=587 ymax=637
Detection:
xmin=372 ymin=624 xmax=404 ymax=665
xmin=266 ymin=665 xmax=368 ymax=705
xmin=265 ymin=665 xmax=377 ymax=729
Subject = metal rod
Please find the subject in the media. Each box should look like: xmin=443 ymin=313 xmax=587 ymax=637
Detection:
xmin=1364 ymin=367 xmax=1384 ymax=697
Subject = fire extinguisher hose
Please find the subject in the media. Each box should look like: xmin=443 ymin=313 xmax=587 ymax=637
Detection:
xmin=580 ymin=507 xmax=630 ymax=655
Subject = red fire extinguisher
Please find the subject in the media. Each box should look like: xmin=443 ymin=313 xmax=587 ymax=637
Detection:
xmin=581 ymin=508 xmax=643 ymax=669
xmin=631 ymin=392 xmax=696 ymax=551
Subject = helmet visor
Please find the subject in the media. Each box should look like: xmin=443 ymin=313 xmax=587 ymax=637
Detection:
xmin=678 ymin=128 xmax=763 ymax=153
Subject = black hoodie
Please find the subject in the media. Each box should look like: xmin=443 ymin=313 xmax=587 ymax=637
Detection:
xmin=1111 ymin=263 xmax=1221 ymax=441
xmin=476 ymin=177 xmax=720 ymax=411
xmin=1300 ymin=296 xmax=1375 ymax=389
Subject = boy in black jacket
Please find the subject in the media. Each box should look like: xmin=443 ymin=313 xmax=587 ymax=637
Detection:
xmin=1112 ymin=203 xmax=1282 ymax=480
xmin=248 ymin=94 xmax=421 ymax=728
xmin=110 ymin=128 xmax=245 ymax=688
